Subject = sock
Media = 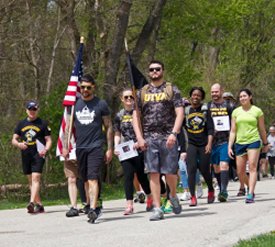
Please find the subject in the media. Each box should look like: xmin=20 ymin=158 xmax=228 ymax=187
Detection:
xmin=215 ymin=172 xmax=221 ymax=190
xmin=220 ymin=170 xmax=229 ymax=193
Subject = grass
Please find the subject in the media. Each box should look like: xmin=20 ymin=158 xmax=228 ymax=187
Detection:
xmin=0 ymin=182 xmax=124 ymax=210
xmin=234 ymin=232 xmax=275 ymax=247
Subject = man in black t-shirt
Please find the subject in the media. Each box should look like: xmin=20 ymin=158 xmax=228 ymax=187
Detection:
xmin=12 ymin=100 xmax=52 ymax=214
xmin=62 ymin=74 xmax=113 ymax=224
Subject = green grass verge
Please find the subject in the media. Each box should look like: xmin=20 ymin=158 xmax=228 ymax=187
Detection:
xmin=234 ymin=232 xmax=275 ymax=247
xmin=0 ymin=182 xmax=124 ymax=210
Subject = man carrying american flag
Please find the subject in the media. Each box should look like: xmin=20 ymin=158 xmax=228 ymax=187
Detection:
xmin=62 ymin=72 xmax=113 ymax=224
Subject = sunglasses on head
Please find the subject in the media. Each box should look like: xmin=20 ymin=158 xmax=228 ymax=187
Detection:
xmin=149 ymin=67 xmax=161 ymax=72
xmin=80 ymin=85 xmax=92 ymax=90
xmin=123 ymin=95 xmax=134 ymax=100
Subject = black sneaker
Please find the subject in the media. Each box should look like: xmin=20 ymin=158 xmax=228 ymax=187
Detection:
xmin=87 ymin=208 xmax=102 ymax=224
xmin=34 ymin=204 xmax=45 ymax=214
xmin=66 ymin=207 xmax=79 ymax=217
xmin=27 ymin=202 xmax=35 ymax=213
xmin=80 ymin=204 xmax=90 ymax=214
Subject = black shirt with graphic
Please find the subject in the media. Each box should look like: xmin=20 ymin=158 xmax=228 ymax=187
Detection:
xmin=74 ymin=97 xmax=110 ymax=149
xmin=137 ymin=82 xmax=183 ymax=139
xmin=184 ymin=104 xmax=214 ymax=147
xmin=208 ymin=101 xmax=234 ymax=146
xmin=14 ymin=117 xmax=51 ymax=154
xmin=113 ymin=109 xmax=136 ymax=142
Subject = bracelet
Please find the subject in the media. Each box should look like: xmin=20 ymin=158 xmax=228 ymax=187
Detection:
xmin=263 ymin=143 xmax=268 ymax=146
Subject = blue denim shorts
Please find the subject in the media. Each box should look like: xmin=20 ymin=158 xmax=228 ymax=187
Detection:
xmin=234 ymin=141 xmax=261 ymax=156
xmin=144 ymin=138 xmax=178 ymax=174
xmin=211 ymin=142 xmax=230 ymax=165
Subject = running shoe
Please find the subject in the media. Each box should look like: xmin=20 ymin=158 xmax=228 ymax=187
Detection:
xmin=149 ymin=208 xmax=164 ymax=221
xmin=34 ymin=204 xmax=45 ymax=214
xmin=237 ymin=188 xmax=246 ymax=197
xmin=245 ymin=193 xmax=255 ymax=204
xmin=123 ymin=205 xmax=134 ymax=215
xmin=66 ymin=207 xmax=79 ymax=217
xmin=82 ymin=204 xmax=90 ymax=214
xmin=27 ymin=202 xmax=35 ymax=213
xmin=146 ymin=196 xmax=154 ymax=212
xmin=189 ymin=196 xmax=197 ymax=207
xmin=207 ymin=191 xmax=215 ymax=204
xmin=163 ymin=200 xmax=173 ymax=214
xmin=180 ymin=191 xmax=191 ymax=201
xmin=197 ymin=184 xmax=203 ymax=198
xmin=87 ymin=208 xmax=102 ymax=223
xmin=138 ymin=191 xmax=146 ymax=204
xmin=160 ymin=198 xmax=167 ymax=212
xmin=218 ymin=191 xmax=228 ymax=202
xmin=170 ymin=196 xmax=182 ymax=215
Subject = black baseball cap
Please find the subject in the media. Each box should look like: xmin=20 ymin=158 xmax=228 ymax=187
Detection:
xmin=26 ymin=100 xmax=39 ymax=110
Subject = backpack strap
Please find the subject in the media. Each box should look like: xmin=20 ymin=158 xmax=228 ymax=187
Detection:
xmin=163 ymin=82 xmax=173 ymax=100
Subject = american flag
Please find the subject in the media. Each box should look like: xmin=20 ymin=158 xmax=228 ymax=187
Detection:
xmin=56 ymin=42 xmax=83 ymax=159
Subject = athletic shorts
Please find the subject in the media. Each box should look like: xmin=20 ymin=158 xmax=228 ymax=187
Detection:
xmin=21 ymin=151 xmax=45 ymax=175
xmin=144 ymin=138 xmax=178 ymax=174
xmin=234 ymin=140 xmax=261 ymax=156
xmin=64 ymin=160 xmax=78 ymax=178
xmin=211 ymin=142 xmax=230 ymax=165
xmin=76 ymin=147 xmax=104 ymax=181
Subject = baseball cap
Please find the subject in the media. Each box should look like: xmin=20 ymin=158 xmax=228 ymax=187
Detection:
xmin=26 ymin=100 xmax=39 ymax=110
xmin=222 ymin=92 xmax=235 ymax=99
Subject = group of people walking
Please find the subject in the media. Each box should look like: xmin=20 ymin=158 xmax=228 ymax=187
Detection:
xmin=12 ymin=59 xmax=273 ymax=223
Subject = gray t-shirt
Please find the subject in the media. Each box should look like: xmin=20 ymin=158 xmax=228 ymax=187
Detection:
xmin=74 ymin=96 xmax=110 ymax=149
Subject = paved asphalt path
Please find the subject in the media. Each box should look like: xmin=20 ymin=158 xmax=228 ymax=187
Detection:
xmin=1 ymin=178 xmax=275 ymax=247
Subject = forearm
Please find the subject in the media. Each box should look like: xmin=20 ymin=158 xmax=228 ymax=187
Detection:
xmin=207 ymin=135 xmax=213 ymax=146
xmin=114 ymin=134 xmax=121 ymax=147
xmin=132 ymin=110 xmax=143 ymax=140
xmin=228 ymin=132 xmax=235 ymax=149
xmin=173 ymin=107 xmax=184 ymax=133
xmin=45 ymin=136 xmax=52 ymax=151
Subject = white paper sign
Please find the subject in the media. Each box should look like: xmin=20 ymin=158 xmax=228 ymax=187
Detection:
xmin=36 ymin=139 xmax=45 ymax=153
xmin=213 ymin=116 xmax=230 ymax=131
xmin=115 ymin=140 xmax=138 ymax=161
xmin=59 ymin=148 xmax=77 ymax=161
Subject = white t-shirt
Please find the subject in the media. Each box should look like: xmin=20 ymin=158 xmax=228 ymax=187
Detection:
xmin=267 ymin=134 xmax=275 ymax=157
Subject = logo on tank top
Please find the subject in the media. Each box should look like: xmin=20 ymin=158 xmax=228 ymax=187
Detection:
xmin=76 ymin=106 xmax=95 ymax=125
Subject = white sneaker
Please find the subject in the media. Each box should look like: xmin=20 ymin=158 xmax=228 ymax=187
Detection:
xmin=197 ymin=184 xmax=203 ymax=198
xmin=180 ymin=192 xmax=191 ymax=201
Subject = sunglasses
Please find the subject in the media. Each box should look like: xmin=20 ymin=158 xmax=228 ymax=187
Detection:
xmin=28 ymin=108 xmax=37 ymax=111
xmin=149 ymin=67 xmax=161 ymax=72
xmin=80 ymin=85 xmax=92 ymax=90
xmin=124 ymin=95 xmax=134 ymax=100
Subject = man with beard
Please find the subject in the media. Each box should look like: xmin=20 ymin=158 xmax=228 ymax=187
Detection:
xmin=62 ymin=74 xmax=113 ymax=224
xmin=133 ymin=60 xmax=184 ymax=221
xmin=209 ymin=83 xmax=234 ymax=202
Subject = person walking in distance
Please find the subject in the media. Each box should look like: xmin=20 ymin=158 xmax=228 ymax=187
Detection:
xmin=228 ymin=89 xmax=268 ymax=203
xmin=209 ymin=83 xmax=234 ymax=202
xmin=267 ymin=126 xmax=275 ymax=179
xmin=133 ymin=60 xmax=184 ymax=221
xmin=114 ymin=88 xmax=153 ymax=215
xmin=12 ymin=100 xmax=52 ymax=214
xmin=62 ymin=74 xmax=113 ymax=223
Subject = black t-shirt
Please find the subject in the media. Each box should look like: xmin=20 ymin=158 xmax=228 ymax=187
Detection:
xmin=113 ymin=108 xmax=137 ymax=142
xmin=74 ymin=97 xmax=110 ymax=149
xmin=184 ymin=104 xmax=214 ymax=147
xmin=14 ymin=117 xmax=51 ymax=153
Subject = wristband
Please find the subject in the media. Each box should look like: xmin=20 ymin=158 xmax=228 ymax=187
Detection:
xmin=263 ymin=143 xmax=268 ymax=146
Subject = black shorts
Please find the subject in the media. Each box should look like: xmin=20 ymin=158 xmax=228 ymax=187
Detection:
xmin=21 ymin=151 xmax=45 ymax=175
xmin=76 ymin=147 xmax=104 ymax=181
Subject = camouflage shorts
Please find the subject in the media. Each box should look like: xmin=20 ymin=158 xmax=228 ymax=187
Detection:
xmin=144 ymin=138 xmax=178 ymax=174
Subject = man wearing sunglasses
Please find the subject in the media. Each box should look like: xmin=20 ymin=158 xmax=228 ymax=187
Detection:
xmin=62 ymin=74 xmax=113 ymax=224
xmin=12 ymin=100 xmax=52 ymax=214
xmin=133 ymin=60 xmax=184 ymax=221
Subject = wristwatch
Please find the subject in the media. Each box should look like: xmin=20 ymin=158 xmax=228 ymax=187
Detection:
xmin=171 ymin=131 xmax=177 ymax=137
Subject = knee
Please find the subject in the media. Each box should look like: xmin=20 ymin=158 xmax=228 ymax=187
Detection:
xmin=32 ymin=174 xmax=41 ymax=183
xmin=68 ymin=176 xmax=77 ymax=184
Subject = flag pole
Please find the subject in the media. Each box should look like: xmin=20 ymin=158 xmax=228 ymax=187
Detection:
xmin=67 ymin=36 xmax=84 ymax=149
xmin=124 ymin=38 xmax=143 ymax=135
